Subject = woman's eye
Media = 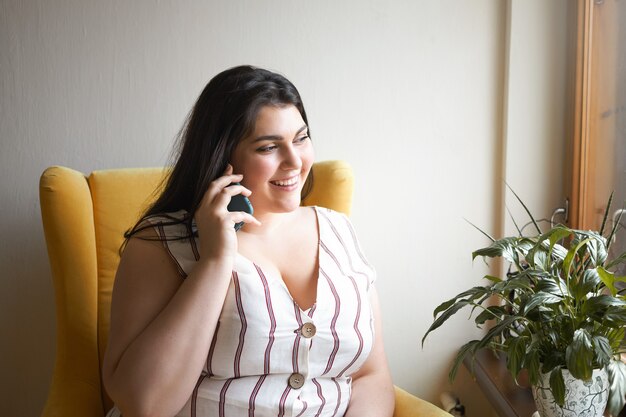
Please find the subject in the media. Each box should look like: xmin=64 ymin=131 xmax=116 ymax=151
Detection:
xmin=257 ymin=145 xmax=277 ymax=152
xmin=295 ymin=135 xmax=309 ymax=143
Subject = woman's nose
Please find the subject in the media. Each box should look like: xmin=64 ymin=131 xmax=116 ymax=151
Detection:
xmin=280 ymin=145 xmax=302 ymax=170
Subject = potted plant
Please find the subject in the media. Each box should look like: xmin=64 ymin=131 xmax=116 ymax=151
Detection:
xmin=422 ymin=192 xmax=626 ymax=417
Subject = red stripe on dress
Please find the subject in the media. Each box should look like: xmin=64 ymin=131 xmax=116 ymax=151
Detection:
xmin=277 ymin=385 xmax=292 ymax=417
xmin=206 ymin=321 xmax=220 ymax=376
xmin=255 ymin=264 xmax=277 ymax=374
xmin=342 ymin=213 xmax=372 ymax=268
xmin=320 ymin=211 xmax=370 ymax=287
xmin=331 ymin=378 xmax=342 ymax=417
xmin=248 ymin=374 xmax=267 ymax=417
xmin=292 ymin=302 xmax=302 ymax=373
xmin=157 ymin=224 xmax=187 ymax=278
xmin=312 ymin=378 xmax=326 ymax=417
xmin=337 ymin=275 xmax=364 ymax=377
xmin=219 ymin=379 xmax=233 ymax=417
xmin=294 ymin=400 xmax=308 ymax=417
xmin=191 ymin=373 xmax=207 ymax=417
xmin=233 ymin=271 xmax=247 ymax=378
xmin=342 ymin=214 xmax=375 ymax=290
xmin=320 ymin=267 xmax=341 ymax=375
xmin=320 ymin=241 xmax=346 ymax=275
xmin=307 ymin=304 xmax=316 ymax=351
xmin=294 ymin=301 xmax=305 ymax=327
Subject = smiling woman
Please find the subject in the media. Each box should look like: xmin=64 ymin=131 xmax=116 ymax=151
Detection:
xmin=100 ymin=65 xmax=396 ymax=417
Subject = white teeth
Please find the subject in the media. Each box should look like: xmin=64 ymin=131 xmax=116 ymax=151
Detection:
xmin=272 ymin=177 xmax=298 ymax=186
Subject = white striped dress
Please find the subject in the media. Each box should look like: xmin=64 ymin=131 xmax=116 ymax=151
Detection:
xmin=106 ymin=206 xmax=376 ymax=417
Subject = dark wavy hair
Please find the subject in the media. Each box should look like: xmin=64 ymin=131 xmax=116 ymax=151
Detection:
xmin=125 ymin=65 xmax=313 ymax=243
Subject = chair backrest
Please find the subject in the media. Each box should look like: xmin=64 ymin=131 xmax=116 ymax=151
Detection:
xmin=39 ymin=160 xmax=354 ymax=417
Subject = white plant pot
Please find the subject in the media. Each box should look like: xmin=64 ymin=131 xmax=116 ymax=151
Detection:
xmin=531 ymin=368 xmax=608 ymax=417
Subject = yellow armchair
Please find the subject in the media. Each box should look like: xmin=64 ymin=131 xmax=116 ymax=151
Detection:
xmin=39 ymin=160 xmax=450 ymax=417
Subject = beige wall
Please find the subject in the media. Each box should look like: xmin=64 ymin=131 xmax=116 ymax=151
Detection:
xmin=0 ymin=1 xmax=568 ymax=416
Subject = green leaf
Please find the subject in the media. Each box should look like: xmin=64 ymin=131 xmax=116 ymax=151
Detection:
xmin=565 ymin=329 xmax=594 ymax=380
xmin=550 ymin=243 xmax=568 ymax=261
xmin=599 ymin=191 xmax=614 ymax=236
xmin=547 ymin=226 xmax=573 ymax=249
xmin=582 ymin=295 xmax=626 ymax=320
xmin=483 ymin=275 xmax=503 ymax=283
xmin=591 ymin=236 xmax=608 ymax=266
xmin=607 ymin=359 xmax=626 ymax=417
xmin=607 ymin=327 xmax=626 ymax=350
xmin=474 ymin=306 xmax=507 ymax=326
xmin=464 ymin=218 xmax=495 ymax=242
xmin=448 ymin=340 xmax=480 ymax=382
xmin=526 ymin=350 xmax=541 ymax=385
xmin=496 ymin=275 xmax=533 ymax=294
xmin=521 ymin=292 xmax=562 ymax=315
xmin=423 ymin=300 xmax=470 ymax=346
xmin=472 ymin=237 xmax=520 ymax=264
xmin=572 ymin=269 xmax=601 ymax=301
xmin=549 ymin=367 xmax=566 ymax=406
xmin=597 ymin=266 xmax=617 ymax=296
xmin=531 ymin=249 xmax=549 ymax=270
xmin=606 ymin=202 xmax=624 ymax=253
xmin=562 ymin=238 xmax=591 ymax=280
xmin=476 ymin=316 xmax=523 ymax=351
xmin=433 ymin=286 xmax=489 ymax=318
xmin=602 ymin=306 xmax=626 ymax=328
xmin=506 ymin=184 xmax=542 ymax=234
xmin=534 ymin=276 xmax=567 ymax=296
xmin=506 ymin=336 xmax=527 ymax=381
xmin=592 ymin=335 xmax=612 ymax=367
xmin=506 ymin=205 xmax=523 ymax=236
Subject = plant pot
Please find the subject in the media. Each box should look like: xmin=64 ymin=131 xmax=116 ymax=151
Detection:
xmin=531 ymin=368 xmax=609 ymax=417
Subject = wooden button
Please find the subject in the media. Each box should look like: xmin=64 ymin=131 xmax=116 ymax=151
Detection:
xmin=288 ymin=372 xmax=305 ymax=389
xmin=300 ymin=322 xmax=317 ymax=338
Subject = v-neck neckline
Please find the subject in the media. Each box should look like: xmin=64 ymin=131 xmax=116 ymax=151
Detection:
xmin=235 ymin=206 xmax=322 ymax=313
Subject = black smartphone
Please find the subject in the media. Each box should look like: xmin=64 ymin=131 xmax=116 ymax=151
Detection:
xmin=227 ymin=183 xmax=254 ymax=231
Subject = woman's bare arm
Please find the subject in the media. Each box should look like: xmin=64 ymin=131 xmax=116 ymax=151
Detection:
xmin=102 ymin=230 xmax=233 ymax=417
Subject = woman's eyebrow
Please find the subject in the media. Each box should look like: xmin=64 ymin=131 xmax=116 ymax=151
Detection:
xmin=251 ymin=125 xmax=308 ymax=143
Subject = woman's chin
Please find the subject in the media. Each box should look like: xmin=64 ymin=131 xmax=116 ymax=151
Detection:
xmin=252 ymin=198 xmax=301 ymax=216
xmin=273 ymin=197 xmax=303 ymax=213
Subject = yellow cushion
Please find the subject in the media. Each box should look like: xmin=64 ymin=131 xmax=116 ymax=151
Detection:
xmin=393 ymin=386 xmax=452 ymax=417
xmin=301 ymin=160 xmax=354 ymax=215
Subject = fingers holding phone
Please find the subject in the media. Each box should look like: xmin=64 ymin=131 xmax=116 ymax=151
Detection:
xmin=226 ymin=184 xmax=254 ymax=231
xmin=194 ymin=166 xmax=259 ymax=260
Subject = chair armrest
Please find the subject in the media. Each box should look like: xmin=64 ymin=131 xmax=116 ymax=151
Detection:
xmin=393 ymin=386 xmax=452 ymax=417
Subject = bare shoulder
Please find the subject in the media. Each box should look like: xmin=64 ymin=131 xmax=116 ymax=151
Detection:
xmin=300 ymin=205 xmax=318 ymax=222
xmin=117 ymin=226 xmax=183 ymax=285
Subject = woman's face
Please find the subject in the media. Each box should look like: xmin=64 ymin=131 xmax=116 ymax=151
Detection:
xmin=230 ymin=104 xmax=314 ymax=216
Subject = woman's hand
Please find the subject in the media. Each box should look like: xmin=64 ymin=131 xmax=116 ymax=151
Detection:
xmin=193 ymin=164 xmax=260 ymax=260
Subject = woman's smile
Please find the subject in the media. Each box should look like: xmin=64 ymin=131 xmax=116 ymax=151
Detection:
xmin=269 ymin=174 xmax=299 ymax=188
